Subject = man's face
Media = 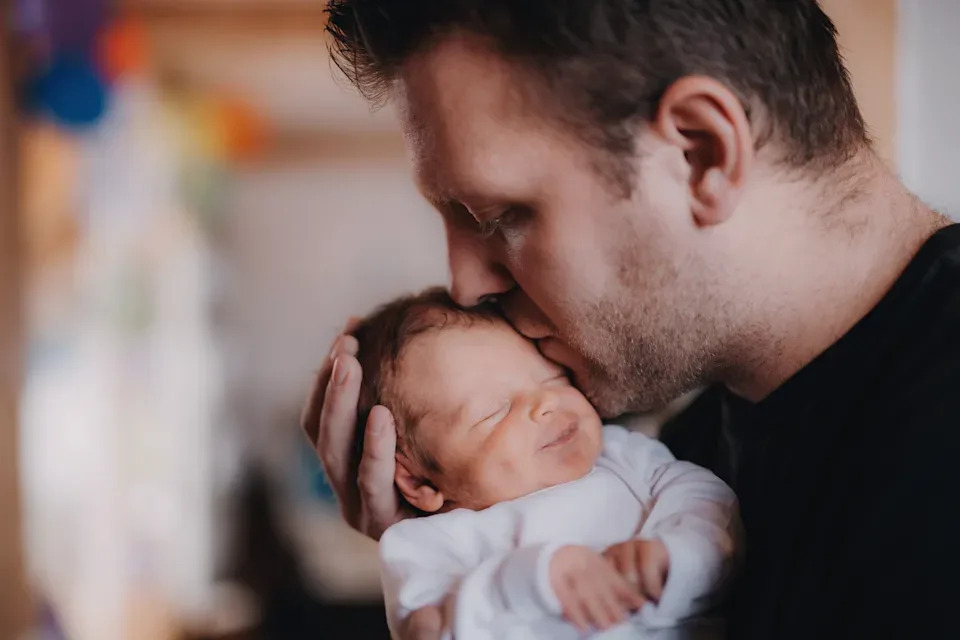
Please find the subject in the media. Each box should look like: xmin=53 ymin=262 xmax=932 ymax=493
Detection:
xmin=397 ymin=34 xmax=737 ymax=416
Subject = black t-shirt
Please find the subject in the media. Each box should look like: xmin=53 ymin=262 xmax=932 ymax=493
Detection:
xmin=661 ymin=223 xmax=960 ymax=639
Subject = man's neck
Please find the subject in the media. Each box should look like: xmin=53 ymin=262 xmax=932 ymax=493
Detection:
xmin=725 ymin=152 xmax=951 ymax=402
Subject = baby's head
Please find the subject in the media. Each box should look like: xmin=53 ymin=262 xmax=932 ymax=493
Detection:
xmin=352 ymin=288 xmax=603 ymax=513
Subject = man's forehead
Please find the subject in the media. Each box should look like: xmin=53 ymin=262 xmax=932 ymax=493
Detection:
xmin=396 ymin=35 xmax=548 ymax=180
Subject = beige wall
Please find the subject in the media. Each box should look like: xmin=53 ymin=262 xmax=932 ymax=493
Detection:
xmin=822 ymin=0 xmax=897 ymax=165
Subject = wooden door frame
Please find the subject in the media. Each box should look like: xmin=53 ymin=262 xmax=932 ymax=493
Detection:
xmin=1 ymin=0 xmax=33 ymax=636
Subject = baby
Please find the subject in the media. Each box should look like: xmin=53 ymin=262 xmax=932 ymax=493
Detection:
xmin=350 ymin=288 xmax=740 ymax=640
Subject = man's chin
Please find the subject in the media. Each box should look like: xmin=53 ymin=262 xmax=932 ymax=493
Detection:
xmin=540 ymin=339 xmax=675 ymax=416
xmin=578 ymin=373 xmax=675 ymax=418
xmin=574 ymin=375 xmax=630 ymax=418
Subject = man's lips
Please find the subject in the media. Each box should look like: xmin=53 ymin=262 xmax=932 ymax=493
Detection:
xmin=536 ymin=337 xmax=569 ymax=366
xmin=512 ymin=322 xmax=552 ymax=341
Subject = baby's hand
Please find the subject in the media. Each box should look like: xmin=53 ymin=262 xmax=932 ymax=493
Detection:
xmin=399 ymin=601 xmax=447 ymax=640
xmin=601 ymin=539 xmax=670 ymax=604
xmin=549 ymin=545 xmax=645 ymax=632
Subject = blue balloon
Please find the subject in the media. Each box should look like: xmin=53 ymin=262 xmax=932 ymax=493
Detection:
xmin=31 ymin=55 xmax=108 ymax=129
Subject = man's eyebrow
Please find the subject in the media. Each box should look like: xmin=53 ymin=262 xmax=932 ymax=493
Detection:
xmin=425 ymin=192 xmax=472 ymax=222
xmin=417 ymin=184 xmax=457 ymax=215
xmin=415 ymin=173 xmax=453 ymax=207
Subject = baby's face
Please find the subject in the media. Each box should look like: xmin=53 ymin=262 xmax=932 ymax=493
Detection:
xmin=395 ymin=320 xmax=603 ymax=511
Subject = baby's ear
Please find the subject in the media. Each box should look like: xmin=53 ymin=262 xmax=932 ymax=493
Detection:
xmin=395 ymin=455 xmax=445 ymax=513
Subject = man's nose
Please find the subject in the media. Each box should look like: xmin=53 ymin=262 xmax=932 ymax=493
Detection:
xmin=446 ymin=228 xmax=514 ymax=307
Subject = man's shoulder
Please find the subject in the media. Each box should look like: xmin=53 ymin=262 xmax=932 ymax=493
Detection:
xmin=869 ymin=226 xmax=960 ymax=421
xmin=885 ymin=222 xmax=960 ymax=362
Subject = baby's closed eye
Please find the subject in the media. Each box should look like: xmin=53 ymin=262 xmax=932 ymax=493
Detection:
xmin=475 ymin=401 xmax=511 ymax=428
xmin=542 ymin=373 xmax=570 ymax=387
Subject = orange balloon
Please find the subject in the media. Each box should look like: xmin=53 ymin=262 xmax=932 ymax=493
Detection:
xmin=97 ymin=16 xmax=150 ymax=82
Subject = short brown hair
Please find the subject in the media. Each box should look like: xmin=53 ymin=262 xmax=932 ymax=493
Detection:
xmin=326 ymin=0 xmax=867 ymax=186
xmin=351 ymin=287 xmax=502 ymax=472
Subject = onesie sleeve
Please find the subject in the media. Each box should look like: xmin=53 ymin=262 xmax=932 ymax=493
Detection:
xmin=605 ymin=426 xmax=742 ymax=626
xmin=380 ymin=514 xmax=567 ymax=639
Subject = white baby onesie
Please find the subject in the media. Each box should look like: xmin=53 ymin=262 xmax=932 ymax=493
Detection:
xmin=380 ymin=426 xmax=741 ymax=640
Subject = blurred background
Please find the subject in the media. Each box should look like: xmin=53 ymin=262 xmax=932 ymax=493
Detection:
xmin=0 ymin=1 xmax=955 ymax=639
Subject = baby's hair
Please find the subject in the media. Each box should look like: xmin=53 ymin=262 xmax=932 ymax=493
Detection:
xmin=350 ymin=287 xmax=503 ymax=473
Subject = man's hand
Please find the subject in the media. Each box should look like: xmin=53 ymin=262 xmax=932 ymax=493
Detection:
xmin=601 ymin=539 xmax=670 ymax=604
xmin=300 ymin=322 xmax=413 ymax=540
xmin=550 ymin=545 xmax=645 ymax=632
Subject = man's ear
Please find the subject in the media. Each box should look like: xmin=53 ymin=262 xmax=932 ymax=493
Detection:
xmin=654 ymin=75 xmax=754 ymax=227
xmin=395 ymin=455 xmax=445 ymax=513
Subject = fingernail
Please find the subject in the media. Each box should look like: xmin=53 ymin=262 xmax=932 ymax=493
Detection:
xmin=333 ymin=357 xmax=348 ymax=385
xmin=329 ymin=337 xmax=341 ymax=360
xmin=373 ymin=411 xmax=391 ymax=435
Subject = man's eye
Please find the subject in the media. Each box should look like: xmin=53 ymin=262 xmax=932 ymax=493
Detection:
xmin=478 ymin=208 xmax=521 ymax=239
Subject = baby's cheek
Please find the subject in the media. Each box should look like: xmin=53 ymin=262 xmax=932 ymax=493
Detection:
xmin=473 ymin=453 xmax=530 ymax=503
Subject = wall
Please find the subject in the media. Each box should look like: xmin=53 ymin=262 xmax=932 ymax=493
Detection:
xmin=822 ymin=0 xmax=898 ymax=167
xmin=898 ymin=0 xmax=960 ymax=218
xmin=221 ymin=158 xmax=448 ymax=459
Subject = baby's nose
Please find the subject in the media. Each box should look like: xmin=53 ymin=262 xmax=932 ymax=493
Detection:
xmin=530 ymin=389 xmax=559 ymax=421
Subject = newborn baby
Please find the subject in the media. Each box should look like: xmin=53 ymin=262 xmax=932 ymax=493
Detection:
xmin=350 ymin=288 xmax=740 ymax=640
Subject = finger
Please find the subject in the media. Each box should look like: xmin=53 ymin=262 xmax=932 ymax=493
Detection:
xmin=599 ymin=566 xmax=638 ymax=621
xmin=594 ymin=578 xmax=628 ymax=628
xmin=344 ymin=316 xmax=364 ymax=334
xmin=299 ymin=334 xmax=359 ymax=446
xmin=300 ymin=363 xmax=332 ymax=446
xmin=357 ymin=405 xmax=400 ymax=538
xmin=400 ymin=604 xmax=444 ymax=640
xmin=315 ymin=355 xmax=363 ymax=489
xmin=640 ymin=552 xmax=667 ymax=603
xmin=610 ymin=570 xmax=646 ymax=612
xmin=605 ymin=547 xmax=640 ymax=594
xmin=619 ymin=542 xmax=642 ymax=589
xmin=336 ymin=333 xmax=359 ymax=357
xmin=614 ymin=547 xmax=640 ymax=588
xmin=556 ymin=581 xmax=589 ymax=632
xmin=575 ymin=578 xmax=615 ymax=630
xmin=561 ymin=597 xmax=590 ymax=632
xmin=602 ymin=546 xmax=620 ymax=569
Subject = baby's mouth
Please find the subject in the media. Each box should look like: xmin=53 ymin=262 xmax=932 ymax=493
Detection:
xmin=540 ymin=421 xmax=579 ymax=450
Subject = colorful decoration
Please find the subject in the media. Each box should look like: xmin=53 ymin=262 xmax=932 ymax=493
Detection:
xmin=17 ymin=2 xmax=270 ymax=156
xmin=96 ymin=16 xmax=151 ymax=82
xmin=46 ymin=0 xmax=108 ymax=55
xmin=174 ymin=93 xmax=269 ymax=164
xmin=30 ymin=54 xmax=108 ymax=129
xmin=215 ymin=96 xmax=269 ymax=163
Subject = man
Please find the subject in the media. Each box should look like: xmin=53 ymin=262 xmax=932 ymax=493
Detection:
xmin=302 ymin=1 xmax=960 ymax=638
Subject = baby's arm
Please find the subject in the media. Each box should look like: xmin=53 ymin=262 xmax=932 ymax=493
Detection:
xmin=381 ymin=514 xmax=563 ymax=639
xmin=379 ymin=518 xmax=465 ymax=638
xmin=381 ymin=513 xmax=640 ymax=638
xmin=604 ymin=426 xmax=741 ymax=625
